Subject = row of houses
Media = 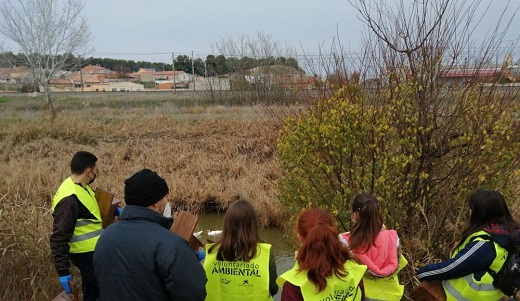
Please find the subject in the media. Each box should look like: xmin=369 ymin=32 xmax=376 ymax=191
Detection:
xmin=49 ymin=65 xmax=194 ymax=92
xmin=2 ymin=63 xmax=520 ymax=92
xmin=0 ymin=65 xmax=195 ymax=92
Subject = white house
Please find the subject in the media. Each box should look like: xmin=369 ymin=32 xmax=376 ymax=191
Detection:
xmin=107 ymin=81 xmax=144 ymax=91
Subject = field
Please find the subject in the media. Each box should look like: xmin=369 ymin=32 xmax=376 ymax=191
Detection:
xmin=0 ymin=92 xmax=287 ymax=300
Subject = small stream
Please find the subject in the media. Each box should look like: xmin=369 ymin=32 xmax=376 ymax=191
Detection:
xmin=196 ymin=212 xmax=298 ymax=301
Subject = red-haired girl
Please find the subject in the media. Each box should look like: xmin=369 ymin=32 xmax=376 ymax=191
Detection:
xmin=338 ymin=194 xmax=407 ymax=301
xmin=277 ymin=208 xmax=366 ymax=301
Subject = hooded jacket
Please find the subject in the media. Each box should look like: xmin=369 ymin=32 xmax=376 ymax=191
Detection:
xmin=93 ymin=205 xmax=207 ymax=301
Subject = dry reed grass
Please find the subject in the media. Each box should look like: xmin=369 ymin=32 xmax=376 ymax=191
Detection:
xmin=0 ymin=94 xmax=285 ymax=300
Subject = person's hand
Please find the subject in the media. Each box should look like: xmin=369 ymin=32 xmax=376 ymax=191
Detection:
xmin=59 ymin=274 xmax=73 ymax=293
xmin=195 ymin=250 xmax=205 ymax=261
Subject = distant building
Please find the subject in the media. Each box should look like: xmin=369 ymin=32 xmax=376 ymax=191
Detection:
xmin=82 ymin=65 xmax=110 ymax=75
xmin=46 ymin=78 xmax=74 ymax=91
xmin=136 ymin=67 xmax=156 ymax=73
xmin=130 ymin=70 xmax=191 ymax=83
xmin=106 ymin=81 xmax=144 ymax=91
xmin=230 ymin=65 xmax=311 ymax=90
xmin=0 ymin=67 xmax=32 ymax=84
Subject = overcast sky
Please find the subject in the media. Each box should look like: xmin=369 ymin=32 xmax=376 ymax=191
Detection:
xmin=83 ymin=0 xmax=359 ymax=62
xmin=80 ymin=0 xmax=520 ymax=63
xmin=3 ymin=0 xmax=520 ymax=64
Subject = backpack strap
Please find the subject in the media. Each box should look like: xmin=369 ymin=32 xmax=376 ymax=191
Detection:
xmin=469 ymin=234 xmax=499 ymax=277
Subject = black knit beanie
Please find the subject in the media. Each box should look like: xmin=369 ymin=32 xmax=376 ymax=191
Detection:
xmin=124 ymin=169 xmax=169 ymax=207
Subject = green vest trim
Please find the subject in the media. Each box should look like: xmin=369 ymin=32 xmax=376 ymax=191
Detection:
xmin=277 ymin=260 xmax=367 ymax=301
xmin=204 ymin=242 xmax=273 ymax=301
xmin=442 ymin=230 xmax=507 ymax=301
xmin=52 ymin=177 xmax=102 ymax=253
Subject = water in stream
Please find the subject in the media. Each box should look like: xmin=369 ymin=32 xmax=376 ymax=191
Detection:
xmin=196 ymin=212 xmax=298 ymax=301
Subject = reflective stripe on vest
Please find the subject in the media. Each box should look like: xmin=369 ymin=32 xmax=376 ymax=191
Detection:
xmin=204 ymin=243 xmax=273 ymax=301
xmin=52 ymin=177 xmax=103 ymax=253
xmin=442 ymin=230 xmax=506 ymax=301
xmin=364 ymin=254 xmax=408 ymax=301
xmin=277 ymin=260 xmax=367 ymax=301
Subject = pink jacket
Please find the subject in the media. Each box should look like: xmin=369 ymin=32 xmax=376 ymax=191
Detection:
xmin=338 ymin=229 xmax=399 ymax=277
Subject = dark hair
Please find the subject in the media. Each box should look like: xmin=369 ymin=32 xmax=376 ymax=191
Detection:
xmin=209 ymin=199 xmax=260 ymax=262
xmin=70 ymin=151 xmax=97 ymax=175
xmin=460 ymin=190 xmax=520 ymax=252
xmin=297 ymin=208 xmax=348 ymax=292
xmin=349 ymin=194 xmax=383 ymax=253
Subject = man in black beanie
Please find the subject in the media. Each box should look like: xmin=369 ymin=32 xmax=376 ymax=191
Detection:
xmin=93 ymin=169 xmax=207 ymax=301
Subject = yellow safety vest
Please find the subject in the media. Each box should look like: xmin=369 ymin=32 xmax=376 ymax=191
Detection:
xmin=442 ymin=230 xmax=507 ymax=301
xmin=52 ymin=177 xmax=103 ymax=253
xmin=363 ymin=254 xmax=408 ymax=301
xmin=204 ymin=242 xmax=273 ymax=301
xmin=277 ymin=260 xmax=367 ymax=301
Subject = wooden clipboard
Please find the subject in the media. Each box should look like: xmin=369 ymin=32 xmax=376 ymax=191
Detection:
xmin=410 ymin=280 xmax=446 ymax=301
xmin=171 ymin=210 xmax=204 ymax=251
xmin=95 ymin=188 xmax=121 ymax=229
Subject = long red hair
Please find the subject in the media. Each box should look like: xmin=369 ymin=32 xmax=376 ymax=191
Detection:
xmin=297 ymin=208 xmax=349 ymax=292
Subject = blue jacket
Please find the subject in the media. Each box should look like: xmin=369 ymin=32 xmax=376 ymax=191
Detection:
xmin=93 ymin=205 xmax=207 ymax=301
xmin=417 ymin=225 xmax=514 ymax=281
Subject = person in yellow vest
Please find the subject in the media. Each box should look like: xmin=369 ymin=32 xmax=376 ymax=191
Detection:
xmin=50 ymin=151 xmax=102 ymax=301
xmin=417 ymin=190 xmax=520 ymax=300
xmin=277 ymin=208 xmax=367 ymax=301
xmin=338 ymin=194 xmax=408 ymax=301
xmin=204 ymin=199 xmax=278 ymax=301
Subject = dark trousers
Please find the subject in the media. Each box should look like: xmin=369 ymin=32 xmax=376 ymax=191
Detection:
xmin=70 ymin=252 xmax=99 ymax=301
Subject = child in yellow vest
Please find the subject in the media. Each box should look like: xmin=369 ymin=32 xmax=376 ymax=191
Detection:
xmin=204 ymin=199 xmax=278 ymax=301
xmin=338 ymin=194 xmax=407 ymax=301
xmin=277 ymin=208 xmax=367 ymax=301
xmin=417 ymin=190 xmax=519 ymax=300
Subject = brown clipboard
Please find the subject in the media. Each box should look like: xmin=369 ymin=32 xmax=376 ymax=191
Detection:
xmin=95 ymin=188 xmax=121 ymax=229
xmin=410 ymin=280 xmax=447 ymax=301
xmin=171 ymin=210 xmax=204 ymax=251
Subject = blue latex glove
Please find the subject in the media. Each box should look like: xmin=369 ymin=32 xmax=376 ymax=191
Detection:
xmin=115 ymin=207 xmax=123 ymax=217
xmin=59 ymin=274 xmax=73 ymax=293
xmin=195 ymin=250 xmax=205 ymax=261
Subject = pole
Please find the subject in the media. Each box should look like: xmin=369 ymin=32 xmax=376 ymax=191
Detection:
xmin=172 ymin=52 xmax=176 ymax=94
xmin=79 ymin=56 xmax=84 ymax=92
xmin=192 ymin=51 xmax=195 ymax=91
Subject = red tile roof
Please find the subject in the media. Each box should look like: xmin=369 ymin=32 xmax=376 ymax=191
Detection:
xmin=82 ymin=65 xmax=109 ymax=73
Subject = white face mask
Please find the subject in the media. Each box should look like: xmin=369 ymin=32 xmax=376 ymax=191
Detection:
xmin=163 ymin=202 xmax=172 ymax=218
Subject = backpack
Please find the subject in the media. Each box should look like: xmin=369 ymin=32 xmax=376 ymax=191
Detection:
xmin=488 ymin=251 xmax=520 ymax=297
xmin=477 ymin=234 xmax=520 ymax=297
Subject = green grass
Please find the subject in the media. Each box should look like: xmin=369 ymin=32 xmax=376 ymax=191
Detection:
xmin=0 ymin=96 xmax=12 ymax=103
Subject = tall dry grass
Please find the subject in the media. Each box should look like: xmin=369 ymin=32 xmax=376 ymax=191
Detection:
xmin=0 ymin=93 xmax=285 ymax=300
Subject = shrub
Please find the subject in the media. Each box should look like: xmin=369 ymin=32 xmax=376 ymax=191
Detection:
xmin=278 ymin=81 xmax=520 ymax=268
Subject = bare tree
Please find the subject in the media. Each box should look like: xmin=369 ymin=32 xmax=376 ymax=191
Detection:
xmin=210 ymin=32 xmax=301 ymax=104
xmin=0 ymin=0 xmax=92 ymax=118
